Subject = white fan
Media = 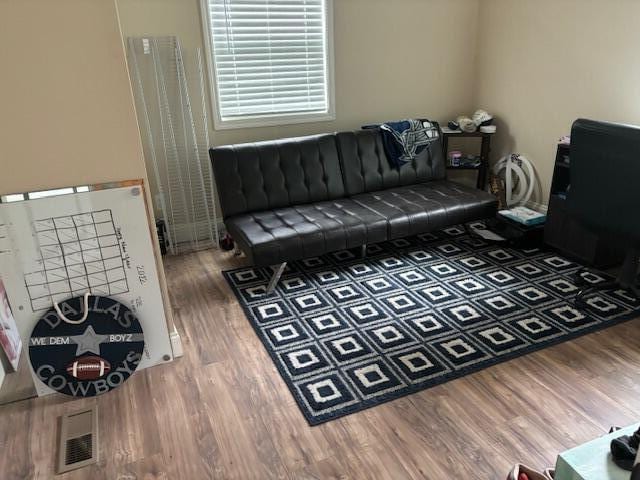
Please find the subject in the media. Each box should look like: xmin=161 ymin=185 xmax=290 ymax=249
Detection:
xmin=492 ymin=154 xmax=536 ymax=207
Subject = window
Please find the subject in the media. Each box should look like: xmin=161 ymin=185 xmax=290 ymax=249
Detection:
xmin=1 ymin=186 xmax=90 ymax=203
xmin=201 ymin=0 xmax=334 ymax=128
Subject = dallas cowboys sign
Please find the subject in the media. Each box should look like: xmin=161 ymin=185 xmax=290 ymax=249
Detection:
xmin=29 ymin=295 xmax=145 ymax=397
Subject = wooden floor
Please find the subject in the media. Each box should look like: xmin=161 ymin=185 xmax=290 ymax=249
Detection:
xmin=2 ymin=248 xmax=640 ymax=479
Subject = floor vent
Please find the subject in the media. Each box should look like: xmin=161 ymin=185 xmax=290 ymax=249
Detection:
xmin=57 ymin=406 xmax=98 ymax=474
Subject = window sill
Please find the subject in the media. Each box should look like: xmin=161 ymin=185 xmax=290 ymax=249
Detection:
xmin=213 ymin=111 xmax=336 ymax=131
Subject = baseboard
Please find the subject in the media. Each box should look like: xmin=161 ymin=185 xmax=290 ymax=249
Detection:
xmin=164 ymin=220 xmax=227 ymax=252
xmin=169 ymin=327 xmax=184 ymax=358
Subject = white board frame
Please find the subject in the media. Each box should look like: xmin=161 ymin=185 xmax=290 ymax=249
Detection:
xmin=0 ymin=180 xmax=173 ymax=396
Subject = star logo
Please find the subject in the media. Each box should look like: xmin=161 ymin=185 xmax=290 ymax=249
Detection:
xmin=69 ymin=325 xmax=108 ymax=355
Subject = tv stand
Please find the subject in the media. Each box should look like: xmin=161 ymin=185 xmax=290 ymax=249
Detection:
xmin=544 ymin=142 xmax=623 ymax=268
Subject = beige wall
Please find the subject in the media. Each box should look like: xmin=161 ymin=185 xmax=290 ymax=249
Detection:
xmin=117 ymin=0 xmax=481 ymax=146
xmin=0 ymin=0 xmax=149 ymax=194
xmin=4 ymin=0 xmax=635 ymax=207
xmin=5 ymin=0 xmax=632 ymax=215
xmin=475 ymin=0 xmax=640 ymax=206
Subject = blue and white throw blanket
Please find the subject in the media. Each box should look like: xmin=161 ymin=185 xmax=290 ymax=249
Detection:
xmin=380 ymin=119 xmax=439 ymax=168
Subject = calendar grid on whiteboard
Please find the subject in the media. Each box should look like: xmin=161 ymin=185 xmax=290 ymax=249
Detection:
xmin=24 ymin=209 xmax=129 ymax=311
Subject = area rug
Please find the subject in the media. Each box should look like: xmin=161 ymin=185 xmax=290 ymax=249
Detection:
xmin=223 ymin=223 xmax=640 ymax=425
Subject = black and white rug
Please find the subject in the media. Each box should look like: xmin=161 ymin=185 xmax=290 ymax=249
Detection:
xmin=223 ymin=224 xmax=640 ymax=425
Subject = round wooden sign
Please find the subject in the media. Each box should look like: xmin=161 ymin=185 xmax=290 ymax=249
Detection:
xmin=29 ymin=294 xmax=145 ymax=397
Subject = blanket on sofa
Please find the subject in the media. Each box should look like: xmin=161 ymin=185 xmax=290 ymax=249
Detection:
xmin=380 ymin=119 xmax=439 ymax=168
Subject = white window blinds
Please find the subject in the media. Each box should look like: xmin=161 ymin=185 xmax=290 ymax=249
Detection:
xmin=204 ymin=0 xmax=331 ymax=121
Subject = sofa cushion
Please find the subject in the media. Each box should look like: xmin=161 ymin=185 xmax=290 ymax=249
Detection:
xmin=226 ymin=199 xmax=389 ymax=266
xmin=336 ymin=129 xmax=446 ymax=196
xmin=210 ymin=134 xmax=345 ymax=219
xmin=351 ymin=181 xmax=498 ymax=239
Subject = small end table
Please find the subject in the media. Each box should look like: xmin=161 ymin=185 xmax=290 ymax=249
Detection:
xmin=485 ymin=215 xmax=545 ymax=249
xmin=441 ymin=129 xmax=494 ymax=190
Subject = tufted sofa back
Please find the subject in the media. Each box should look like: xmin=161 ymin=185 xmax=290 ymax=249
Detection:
xmin=211 ymin=134 xmax=345 ymax=219
xmin=335 ymin=129 xmax=446 ymax=196
xmin=210 ymin=128 xmax=446 ymax=218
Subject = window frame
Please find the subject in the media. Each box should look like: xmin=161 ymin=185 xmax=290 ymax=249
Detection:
xmin=200 ymin=0 xmax=335 ymax=130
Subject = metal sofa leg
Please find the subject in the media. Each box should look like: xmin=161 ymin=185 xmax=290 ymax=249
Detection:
xmin=574 ymin=279 xmax=619 ymax=310
xmin=360 ymin=244 xmax=367 ymax=258
xmin=266 ymin=262 xmax=287 ymax=295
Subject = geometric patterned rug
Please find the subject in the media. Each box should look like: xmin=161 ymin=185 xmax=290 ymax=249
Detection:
xmin=223 ymin=222 xmax=640 ymax=425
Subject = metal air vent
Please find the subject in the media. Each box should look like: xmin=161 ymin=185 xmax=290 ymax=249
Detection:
xmin=57 ymin=405 xmax=98 ymax=474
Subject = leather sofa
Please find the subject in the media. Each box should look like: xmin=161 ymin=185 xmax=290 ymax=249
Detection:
xmin=210 ymin=128 xmax=497 ymax=291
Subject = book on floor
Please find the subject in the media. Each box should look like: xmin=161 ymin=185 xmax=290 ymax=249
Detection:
xmin=498 ymin=206 xmax=546 ymax=226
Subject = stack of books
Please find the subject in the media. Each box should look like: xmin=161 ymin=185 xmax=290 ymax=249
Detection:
xmin=498 ymin=206 xmax=546 ymax=226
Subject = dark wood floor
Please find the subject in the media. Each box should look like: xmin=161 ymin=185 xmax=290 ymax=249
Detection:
xmin=2 ymin=248 xmax=640 ymax=479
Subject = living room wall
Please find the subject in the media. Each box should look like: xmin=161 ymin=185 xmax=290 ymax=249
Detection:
xmin=0 ymin=0 xmax=149 ymax=194
xmin=475 ymin=0 xmax=640 ymax=206
xmin=116 ymin=0 xmax=481 ymax=145
xmin=117 ymin=0 xmax=640 ymax=209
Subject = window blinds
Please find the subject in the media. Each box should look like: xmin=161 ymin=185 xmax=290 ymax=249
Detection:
xmin=206 ymin=0 xmax=329 ymax=119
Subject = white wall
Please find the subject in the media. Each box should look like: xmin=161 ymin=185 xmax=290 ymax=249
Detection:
xmin=0 ymin=0 xmax=150 ymax=193
xmin=475 ymin=0 xmax=640 ymax=205
xmin=119 ymin=0 xmax=640 ymax=207
xmin=117 ymin=0 xmax=481 ymax=145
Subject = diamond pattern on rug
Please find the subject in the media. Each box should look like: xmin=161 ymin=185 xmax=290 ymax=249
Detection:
xmin=223 ymin=224 xmax=640 ymax=425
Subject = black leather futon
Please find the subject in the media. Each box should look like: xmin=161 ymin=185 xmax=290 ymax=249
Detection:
xmin=210 ymin=128 xmax=497 ymax=291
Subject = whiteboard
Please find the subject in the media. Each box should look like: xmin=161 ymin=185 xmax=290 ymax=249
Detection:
xmin=0 ymin=185 xmax=173 ymax=395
